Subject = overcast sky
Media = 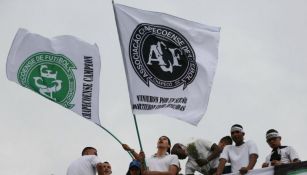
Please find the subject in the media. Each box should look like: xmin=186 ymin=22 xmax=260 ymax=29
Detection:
xmin=1 ymin=0 xmax=307 ymax=174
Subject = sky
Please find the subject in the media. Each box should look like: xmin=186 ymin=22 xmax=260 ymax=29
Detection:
xmin=1 ymin=0 xmax=307 ymax=174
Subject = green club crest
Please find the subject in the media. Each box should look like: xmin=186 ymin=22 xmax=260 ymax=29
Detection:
xmin=17 ymin=52 xmax=76 ymax=109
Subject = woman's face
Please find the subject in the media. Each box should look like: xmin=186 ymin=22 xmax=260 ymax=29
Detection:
xmin=129 ymin=167 xmax=140 ymax=175
xmin=157 ymin=136 xmax=170 ymax=149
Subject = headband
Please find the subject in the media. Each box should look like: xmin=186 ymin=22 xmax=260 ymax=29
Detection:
xmin=266 ymin=132 xmax=280 ymax=140
xmin=231 ymin=126 xmax=244 ymax=133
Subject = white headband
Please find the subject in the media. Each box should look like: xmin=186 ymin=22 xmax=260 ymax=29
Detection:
xmin=231 ymin=126 xmax=244 ymax=133
xmin=266 ymin=132 xmax=280 ymax=140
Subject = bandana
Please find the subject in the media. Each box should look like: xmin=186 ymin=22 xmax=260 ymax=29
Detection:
xmin=266 ymin=132 xmax=280 ymax=140
xmin=231 ymin=126 xmax=244 ymax=133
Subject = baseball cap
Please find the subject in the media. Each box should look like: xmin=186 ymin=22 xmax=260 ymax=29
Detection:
xmin=129 ymin=160 xmax=141 ymax=169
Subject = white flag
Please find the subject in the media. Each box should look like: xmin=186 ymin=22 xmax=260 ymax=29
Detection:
xmin=114 ymin=4 xmax=220 ymax=125
xmin=6 ymin=28 xmax=101 ymax=125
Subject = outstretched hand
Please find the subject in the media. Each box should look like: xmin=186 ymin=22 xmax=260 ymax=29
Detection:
xmin=122 ymin=144 xmax=132 ymax=151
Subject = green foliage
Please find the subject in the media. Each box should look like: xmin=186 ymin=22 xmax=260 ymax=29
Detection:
xmin=187 ymin=143 xmax=199 ymax=159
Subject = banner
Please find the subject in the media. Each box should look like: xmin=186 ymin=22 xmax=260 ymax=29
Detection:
xmin=6 ymin=28 xmax=101 ymax=125
xmin=114 ymin=3 xmax=220 ymax=125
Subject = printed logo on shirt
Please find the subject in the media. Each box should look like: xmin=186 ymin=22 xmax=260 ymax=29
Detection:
xmin=129 ymin=23 xmax=198 ymax=89
xmin=18 ymin=52 xmax=76 ymax=108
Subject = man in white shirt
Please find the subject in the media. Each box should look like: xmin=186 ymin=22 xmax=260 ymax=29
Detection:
xmin=216 ymin=124 xmax=258 ymax=175
xmin=67 ymin=147 xmax=105 ymax=175
xmin=262 ymin=129 xmax=300 ymax=167
xmin=171 ymin=136 xmax=232 ymax=175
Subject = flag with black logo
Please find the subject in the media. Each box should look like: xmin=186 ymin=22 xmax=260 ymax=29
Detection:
xmin=114 ymin=3 xmax=220 ymax=125
xmin=6 ymin=28 xmax=101 ymax=125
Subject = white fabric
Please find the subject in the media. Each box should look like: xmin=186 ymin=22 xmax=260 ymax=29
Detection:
xmin=185 ymin=139 xmax=216 ymax=174
xmin=264 ymin=146 xmax=300 ymax=165
xmin=231 ymin=126 xmax=244 ymax=133
xmin=114 ymin=3 xmax=220 ymax=125
xmin=266 ymin=132 xmax=280 ymax=140
xmin=67 ymin=155 xmax=101 ymax=175
xmin=220 ymin=140 xmax=258 ymax=173
xmin=6 ymin=28 xmax=101 ymax=125
xmin=146 ymin=153 xmax=180 ymax=171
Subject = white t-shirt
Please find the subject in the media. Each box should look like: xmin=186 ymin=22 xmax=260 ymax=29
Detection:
xmin=264 ymin=146 xmax=299 ymax=165
xmin=67 ymin=155 xmax=102 ymax=175
xmin=185 ymin=139 xmax=218 ymax=174
xmin=220 ymin=140 xmax=258 ymax=173
xmin=147 ymin=153 xmax=180 ymax=171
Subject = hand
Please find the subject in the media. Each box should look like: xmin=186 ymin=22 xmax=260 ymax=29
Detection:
xmin=239 ymin=167 xmax=249 ymax=175
xmin=262 ymin=163 xmax=269 ymax=168
xmin=139 ymin=151 xmax=145 ymax=160
xmin=196 ymin=158 xmax=209 ymax=166
xmin=122 ymin=144 xmax=132 ymax=151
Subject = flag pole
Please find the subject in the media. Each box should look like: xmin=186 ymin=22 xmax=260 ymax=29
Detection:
xmin=95 ymin=123 xmax=134 ymax=158
xmin=133 ymin=114 xmax=144 ymax=151
xmin=133 ymin=114 xmax=147 ymax=168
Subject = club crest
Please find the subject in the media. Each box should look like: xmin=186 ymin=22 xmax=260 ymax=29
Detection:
xmin=17 ymin=52 xmax=76 ymax=108
xmin=129 ymin=23 xmax=198 ymax=89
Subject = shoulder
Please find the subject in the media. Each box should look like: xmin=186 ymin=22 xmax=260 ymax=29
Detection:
xmin=224 ymin=144 xmax=233 ymax=150
xmin=168 ymin=154 xmax=179 ymax=160
xmin=284 ymin=146 xmax=297 ymax=152
xmin=168 ymin=154 xmax=180 ymax=167
xmin=221 ymin=145 xmax=232 ymax=154
xmin=246 ymin=140 xmax=257 ymax=146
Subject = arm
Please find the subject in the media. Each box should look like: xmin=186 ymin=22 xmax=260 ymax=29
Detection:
xmin=196 ymin=143 xmax=221 ymax=166
xmin=247 ymin=154 xmax=258 ymax=170
xmin=262 ymin=155 xmax=270 ymax=168
xmin=215 ymin=158 xmax=227 ymax=175
xmin=289 ymin=146 xmax=300 ymax=163
xmin=122 ymin=144 xmax=140 ymax=160
xmin=239 ymin=154 xmax=258 ymax=174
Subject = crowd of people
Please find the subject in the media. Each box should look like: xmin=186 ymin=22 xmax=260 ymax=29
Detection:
xmin=66 ymin=124 xmax=301 ymax=175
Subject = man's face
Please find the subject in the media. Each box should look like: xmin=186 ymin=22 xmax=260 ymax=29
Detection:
xmin=267 ymin=137 xmax=281 ymax=149
xmin=175 ymin=144 xmax=188 ymax=159
xmin=102 ymin=162 xmax=112 ymax=174
xmin=231 ymin=131 xmax=244 ymax=144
